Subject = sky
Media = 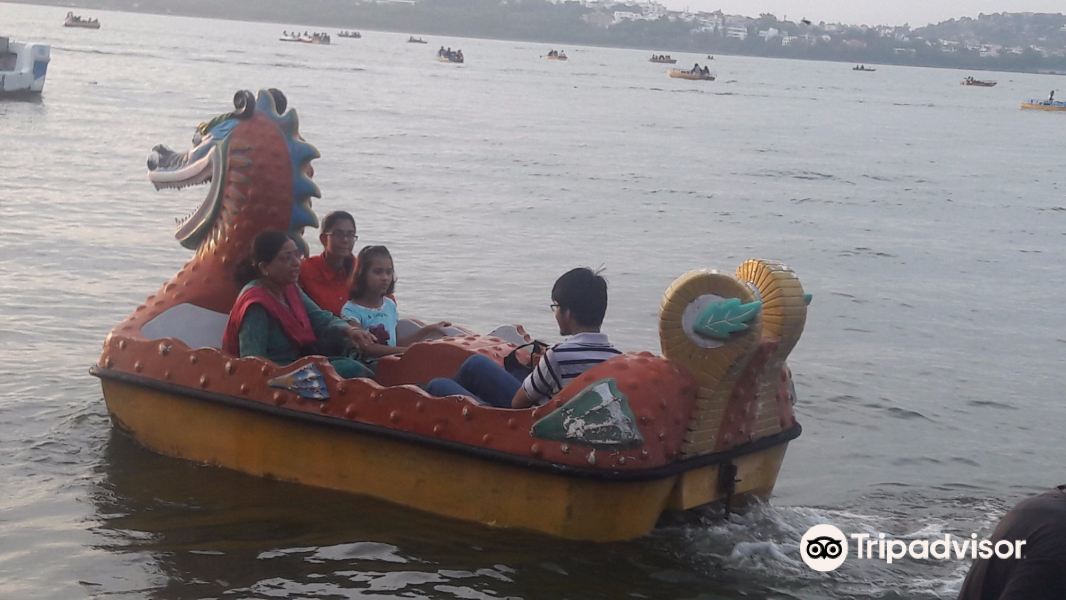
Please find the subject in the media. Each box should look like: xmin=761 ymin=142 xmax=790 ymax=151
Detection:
xmin=655 ymin=1 xmax=1065 ymax=27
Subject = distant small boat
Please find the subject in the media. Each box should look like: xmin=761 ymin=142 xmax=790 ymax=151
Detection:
xmin=408 ymin=36 xmax=428 ymax=44
xmin=961 ymin=76 xmax=997 ymax=87
xmin=668 ymin=68 xmax=715 ymax=81
xmin=279 ymin=31 xmax=331 ymax=45
xmin=0 ymin=36 xmax=51 ymax=95
xmin=853 ymin=65 xmax=876 ymax=72
xmin=1020 ymin=99 xmax=1066 ymax=111
xmin=544 ymin=50 xmax=568 ymax=61
xmin=649 ymin=55 xmax=677 ymax=64
xmin=64 ymin=11 xmax=100 ymax=29
xmin=706 ymin=55 xmax=715 ymax=60
xmin=337 ymin=31 xmax=361 ymax=39
xmin=438 ymin=50 xmax=464 ymax=64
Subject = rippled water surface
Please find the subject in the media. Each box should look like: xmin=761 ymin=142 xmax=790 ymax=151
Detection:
xmin=2 ymin=2 xmax=1066 ymax=598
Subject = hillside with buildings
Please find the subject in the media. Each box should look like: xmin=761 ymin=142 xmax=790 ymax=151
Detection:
xmin=15 ymin=0 xmax=1066 ymax=73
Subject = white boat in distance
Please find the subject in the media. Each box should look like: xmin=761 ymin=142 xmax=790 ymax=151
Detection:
xmin=0 ymin=36 xmax=50 ymax=95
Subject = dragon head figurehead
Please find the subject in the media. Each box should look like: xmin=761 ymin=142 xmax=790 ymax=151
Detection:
xmin=116 ymin=89 xmax=321 ymax=327
xmin=147 ymin=88 xmax=320 ymax=256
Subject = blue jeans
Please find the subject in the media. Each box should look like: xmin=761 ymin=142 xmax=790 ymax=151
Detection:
xmin=425 ymin=354 xmax=522 ymax=408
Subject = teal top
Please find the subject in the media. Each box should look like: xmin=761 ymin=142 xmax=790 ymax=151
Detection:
xmin=237 ymin=281 xmax=351 ymax=364
xmin=341 ymin=297 xmax=399 ymax=347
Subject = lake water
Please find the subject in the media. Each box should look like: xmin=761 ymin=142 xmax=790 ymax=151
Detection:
xmin=2 ymin=2 xmax=1065 ymax=598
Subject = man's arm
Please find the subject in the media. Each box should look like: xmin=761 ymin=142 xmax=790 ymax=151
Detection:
xmin=511 ymin=386 xmax=535 ymax=409
xmin=511 ymin=349 xmax=559 ymax=408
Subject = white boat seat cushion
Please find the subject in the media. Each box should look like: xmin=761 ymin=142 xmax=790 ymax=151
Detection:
xmin=141 ymin=303 xmax=228 ymax=349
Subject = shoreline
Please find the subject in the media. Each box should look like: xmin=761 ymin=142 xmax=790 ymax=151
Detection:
xmin=7 ymin=0 xmax=1066 ymax=76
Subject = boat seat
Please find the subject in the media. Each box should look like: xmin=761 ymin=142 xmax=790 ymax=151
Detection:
xmin=141 ymin=303 xmax=228 ymax=349
xmin=395 ymin=318 xmax=468 ymax=342
xmin=140 ymin=309 xmax=473 ymax=352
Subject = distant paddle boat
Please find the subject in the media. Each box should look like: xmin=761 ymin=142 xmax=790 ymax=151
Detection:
xmin=961 ymin=76 xmax=997 ymax=87
xmin=337 ymin=31 xmax=362 ymax=39
xmin=64 ymin=11 xmax=100 ymax=29
xmin=1020 ymin=98 xmax=1066 ymax=111
xmin=853 ymin=65 xmax=876 ymax=71
xmin=438 ymin=49 xmax=464 ymax=63
xmin=92 ymin=88 xmax=808 ymax=542
xmin=668 ymin=67 xmax=715 ymax=81
xmin=0 ymin=36 xmax=50 ymax=96
xmin=279 ymin=31 xmax=331 ymax=45
xmin=408 ymin=36 xmax=428 ymax=44
xmin=649 ymin=54 xmax=677 ymax=64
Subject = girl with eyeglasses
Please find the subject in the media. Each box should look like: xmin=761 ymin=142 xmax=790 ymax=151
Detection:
xmin=298 ymin=210 xmax=360 ymax=315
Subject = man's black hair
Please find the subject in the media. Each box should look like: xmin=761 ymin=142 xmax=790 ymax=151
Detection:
xmin=551 ymin=267 xmax=608 ymax=328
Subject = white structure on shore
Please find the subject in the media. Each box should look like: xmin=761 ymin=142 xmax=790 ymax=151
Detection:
xmin=0 ymin=36 xmax=50 ymax=95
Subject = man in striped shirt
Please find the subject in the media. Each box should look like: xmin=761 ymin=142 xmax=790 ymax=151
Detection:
xmin=425 ymin=267 xmax=621 ymax=409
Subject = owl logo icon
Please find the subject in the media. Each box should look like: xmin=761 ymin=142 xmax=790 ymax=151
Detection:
xmin=800 ymin=524 xmax=849 ymax=572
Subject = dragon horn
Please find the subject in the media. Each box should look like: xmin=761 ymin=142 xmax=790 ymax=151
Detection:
xmin=232 ymin=90 xmax=255 ymax=119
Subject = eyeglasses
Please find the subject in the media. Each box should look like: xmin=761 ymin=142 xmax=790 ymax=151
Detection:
xmin=328 ymin=231 xmax=358 ymax=241
xmin=549 ymin=303 xmax=561 ymax=311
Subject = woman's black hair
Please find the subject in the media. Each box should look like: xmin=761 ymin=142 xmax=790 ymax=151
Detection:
xmin=319 ymin=210 xmax=357 ymax=275
xmin=321 ymin=210 xmax=356 ymax=234
xmin=234 ymin=230 xmax=293 ymax=286
xmin=551 ymin=267 xmax=608 ymax=328
xmin=350 ymin=245 xmax=396 ymax=300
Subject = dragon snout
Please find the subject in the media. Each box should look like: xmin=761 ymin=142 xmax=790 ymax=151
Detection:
xmin=147 ymin=144 xmax=171 ymax=171
xmin=147 ymin=144 xmax=188 ymax=172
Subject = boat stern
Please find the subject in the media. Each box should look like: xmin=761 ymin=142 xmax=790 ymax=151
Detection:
xmin=0 ymin=39 xmax=50 ymax=94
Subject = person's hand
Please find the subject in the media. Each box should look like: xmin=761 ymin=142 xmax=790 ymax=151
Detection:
xmin=529 ymin=345 xmax=547 ymax=367
xmin=347 ymin=326 xmax=376 ymax=349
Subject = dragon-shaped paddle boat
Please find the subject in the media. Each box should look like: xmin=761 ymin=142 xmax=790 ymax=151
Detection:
xmin=91 ymin=89 xmax=809 ymax=542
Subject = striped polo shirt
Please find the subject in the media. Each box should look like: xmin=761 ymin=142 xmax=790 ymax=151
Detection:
xmin=522 ymin=332 xmax=622 ymax=405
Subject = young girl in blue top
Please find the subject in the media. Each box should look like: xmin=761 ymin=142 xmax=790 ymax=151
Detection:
xmin=341 ymin=245 xmax=451 ymax=359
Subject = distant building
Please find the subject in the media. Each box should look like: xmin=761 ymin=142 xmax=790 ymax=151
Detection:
xmin=693 ymin=13 xmax=723 ymax=30
xmin=940 ymin=39 xmax=960 ymax=53
xmin=613 ymin=10 xmax=643 ymax=23
xmin=758 ymin=27 xmax=779 ymax=41
xmin=725 ymin=26 xmax=748 ymax=40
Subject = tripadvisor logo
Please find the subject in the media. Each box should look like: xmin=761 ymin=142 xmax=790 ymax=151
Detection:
xmin=800 ymin=524 xmax=849 ymax=572
xmin=799 ymin=524 xmax=1027 ymax=572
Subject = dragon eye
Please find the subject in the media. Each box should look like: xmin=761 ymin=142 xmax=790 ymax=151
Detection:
xmin=192 ymin=131 xmax=202 ymax=145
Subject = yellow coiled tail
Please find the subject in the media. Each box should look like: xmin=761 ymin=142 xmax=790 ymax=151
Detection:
xmin=734 ymin=259 xmax=807 ymax=440
xmin=659 ymin=270 xmax=763 ymax=456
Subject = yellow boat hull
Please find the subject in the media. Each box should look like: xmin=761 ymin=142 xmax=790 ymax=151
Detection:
xmin=99 ymin=375 xmax=796 ymax=541
xmin=1021 ymin=101 xmax=1066 ymax=111
xmin=667 ymin=69 xmax=714 ymax=81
